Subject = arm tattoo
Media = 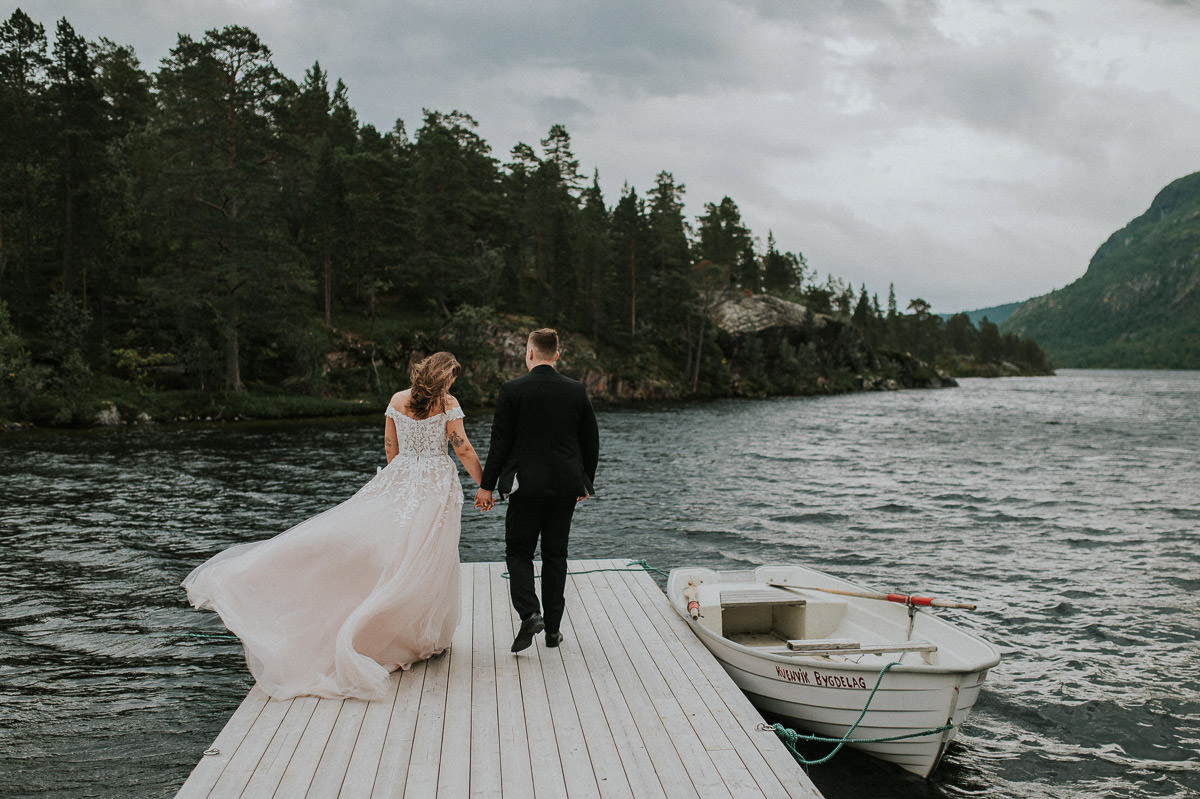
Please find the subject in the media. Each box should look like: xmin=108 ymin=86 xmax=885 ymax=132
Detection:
xmin=385 ymin=434 xmax=397 ymax=450
xmin=449 ymin=431 xmax=465 ymax=448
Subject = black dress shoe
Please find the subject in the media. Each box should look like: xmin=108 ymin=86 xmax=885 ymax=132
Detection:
xmin=544 ymin=631 xmax=564 ymax=648
xmin=511 ymin=613 xmax=544 ymax=652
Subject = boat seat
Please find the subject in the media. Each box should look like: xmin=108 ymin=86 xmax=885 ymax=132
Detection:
xmin=778 ymin=639 xmax=938 ymax=657
xmin=719 ymin=589 xmax=806 ymax=607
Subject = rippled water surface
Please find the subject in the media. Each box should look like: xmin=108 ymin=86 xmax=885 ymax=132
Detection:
xmin=2 ymin=370 xmax=1198 ymax=798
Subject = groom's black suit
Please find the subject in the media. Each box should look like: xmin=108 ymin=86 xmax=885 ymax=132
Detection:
xmin=481 ymin=364 xmax=599 ymax=636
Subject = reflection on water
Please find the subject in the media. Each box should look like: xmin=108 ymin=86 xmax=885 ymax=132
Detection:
xmin=1 ymin=370 xmax=1198 ymax=798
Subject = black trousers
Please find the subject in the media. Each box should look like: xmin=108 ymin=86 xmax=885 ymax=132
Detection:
xmin=504 ymin=495 xmax=577 ymax=634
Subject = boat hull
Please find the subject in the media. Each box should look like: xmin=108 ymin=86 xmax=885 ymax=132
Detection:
xmin=668 ymin=565 xmax=1000 ymax=778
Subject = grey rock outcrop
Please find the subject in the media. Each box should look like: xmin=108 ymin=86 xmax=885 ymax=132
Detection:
xmin=711 ymin=294 xmax=830 ymax=335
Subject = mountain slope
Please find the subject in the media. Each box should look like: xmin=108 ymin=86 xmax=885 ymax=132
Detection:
xmin=1003 ymin=171 xmax=1200 ymax=368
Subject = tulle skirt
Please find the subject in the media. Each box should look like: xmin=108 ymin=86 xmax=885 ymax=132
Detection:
xmin=183 ymin=454 xmax=463 ymax=700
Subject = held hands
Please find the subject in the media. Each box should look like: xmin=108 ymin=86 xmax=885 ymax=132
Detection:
xmin=473 ymin=488 xmax=495 ymax=511
xmin=472 ymin=488 xmax=588 ymax=509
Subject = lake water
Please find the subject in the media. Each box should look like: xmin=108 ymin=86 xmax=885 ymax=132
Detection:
xmin=1 ymin=370 xmax=1198 ymax=798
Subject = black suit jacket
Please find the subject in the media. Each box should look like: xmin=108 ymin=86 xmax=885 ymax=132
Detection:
xmin=481 ymin=365 xmax=599 ymax=500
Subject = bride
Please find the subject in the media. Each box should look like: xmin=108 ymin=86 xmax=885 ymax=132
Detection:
xmin=183 ymin=352 xmax=482 ymax=700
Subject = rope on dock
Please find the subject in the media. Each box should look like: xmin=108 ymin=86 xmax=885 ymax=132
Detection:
xmin=163 ymin=560 xmax=668 ymax=642
xmin=762 ymin=660 xmax=954 ymax=770
xmin=501 ymin=558 xmax=671 ymax=580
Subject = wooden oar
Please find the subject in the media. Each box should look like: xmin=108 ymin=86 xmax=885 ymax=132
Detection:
xmin=767 ymin=581 xmax=977 ymax=610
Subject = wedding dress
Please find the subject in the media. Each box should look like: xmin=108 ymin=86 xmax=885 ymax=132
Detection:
xmin=182 ymin=405 xmax=465 ymax=700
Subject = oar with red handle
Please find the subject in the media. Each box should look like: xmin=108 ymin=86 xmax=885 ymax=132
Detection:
xmin=767 ymin=581 xmax=977 ymax=610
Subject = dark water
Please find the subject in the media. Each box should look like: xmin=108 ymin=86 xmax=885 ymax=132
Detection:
xmin=2 ymin=370 xmax=1198 ymax=798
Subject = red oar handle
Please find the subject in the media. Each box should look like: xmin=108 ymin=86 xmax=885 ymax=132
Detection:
xmin=885 ymin=593 xmax=928 ymax=605
xmin=887 ymin=593 xmax=976 ymax=610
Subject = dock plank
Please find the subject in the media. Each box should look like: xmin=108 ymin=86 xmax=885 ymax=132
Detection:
xmin=435 ymin=567 xmax=475 ymax=797
xmin=468 ymin=563 xmax=502 ymax=799
xmin=339 ymin=675 xmax=402 ymax=797
xmin=571 ymin=563 xmax=703 ymax=799
xmin=176 ymin=560 xmax=821 ymax=799
xmin=537 ymin=570 xmax=606 ymax=799
xmin=615 ymin=564 xmax=822 ymax=799
xmin=239 ymin=694 xmax=319 ymax=797
xmin=401 ymin=646 xmax=450 ymax=795
xmin=611 ymin=566 xmax=786 ymax=798
xmin=205 ymin=693 xmax=292 ymax=796
xmin=304 ymin=696 xmax=369 ymax=796
xmin=563 ymin=567 xmax=666 ymax=799
xmin=270 ymin=694 xmax=344 ymax=797
xmin=512 ymin=596 xmax=569 ymax=798
xmin=368 ymin=663 xmax=426 ymax=797
xmin=176 ymin=685 xmax=269 ymax=799
xmin=599 ymin=566 xmax=755 ymax=796
xmin=489 ymin=561 xmax=536 ymax=797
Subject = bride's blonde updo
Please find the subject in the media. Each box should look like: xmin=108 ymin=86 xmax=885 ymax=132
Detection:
xmin=407 ymin=352 xmax=462 ymax=419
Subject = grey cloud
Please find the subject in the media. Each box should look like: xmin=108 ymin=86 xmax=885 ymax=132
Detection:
xmin=14 ymin=0 xmax=1200 ymax=311
xmin=531 ymin=95 xmax=593 ymax=127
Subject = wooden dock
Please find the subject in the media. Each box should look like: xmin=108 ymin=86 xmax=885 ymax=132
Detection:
xmin=176 ymin=559 xmax=823 ymax=798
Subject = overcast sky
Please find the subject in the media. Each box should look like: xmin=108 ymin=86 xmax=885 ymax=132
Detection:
xmin=18 ymin=0 xmax=1200 ymax=311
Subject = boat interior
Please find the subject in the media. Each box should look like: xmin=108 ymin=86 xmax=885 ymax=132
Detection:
xmin=689 ymin=579 xmax=940 ymax=666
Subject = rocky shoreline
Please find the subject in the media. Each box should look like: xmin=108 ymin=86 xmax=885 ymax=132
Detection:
xmin=0 ymin=295 xmax=992 ymax=432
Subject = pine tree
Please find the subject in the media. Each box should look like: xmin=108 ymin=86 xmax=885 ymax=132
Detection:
xmin=146 ymin=26 xmax=310 ymax=390
xmin=343 ymin=123 xmax=410 ymax=320
xmin=696 ymin=196 xmax=752 ymax=290
xmin=0 ymin=10 xmax=51 ymax=314
xmin=575 ymin=171 xmax=613 ymax=341
xmin=762 ymin=231 xmax=804 ymax=295
xmin=610 ymin=184 xmax=649 ymax=348
xmin=411 ymin=110 xmax=503 ymax=314
xmin=645 ymin=172 xmax=694 ymax=362
xmin=48 ymin=18 xmax=106 ymax=308
xmin=311 ymin=139 xmax=350 ymax=326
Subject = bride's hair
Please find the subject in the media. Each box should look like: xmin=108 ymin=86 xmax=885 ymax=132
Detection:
xmin=408 ymin=352 xmax=462 ymax=419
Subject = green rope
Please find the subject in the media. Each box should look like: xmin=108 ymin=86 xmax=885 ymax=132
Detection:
xmin=623 ymin=558 xmax=671 ymax=578
xmin=501 ymin=558 xmax=671 ymax=580
xmin=148 ymin=631 xmax=240 ymax=640
xmin=775 ymin=722 xmax=954 ymax=746
xmin=766 ymin=660 xmax=953 ymax=770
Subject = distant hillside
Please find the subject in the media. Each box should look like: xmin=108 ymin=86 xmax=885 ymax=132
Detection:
xmin=1003 ymin=171 xmax=1200 ymax=368
xmin=943 ymin=302 xmax=1022 ymax=327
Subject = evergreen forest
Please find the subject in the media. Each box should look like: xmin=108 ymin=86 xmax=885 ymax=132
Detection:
xmin=0 ymin=12 xmax=1053 ymax=426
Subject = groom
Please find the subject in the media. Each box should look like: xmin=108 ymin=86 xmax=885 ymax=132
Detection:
xmin=474 ymin=328 xmax=599 ymax=652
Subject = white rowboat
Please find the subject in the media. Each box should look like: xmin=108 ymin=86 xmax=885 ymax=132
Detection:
xmin=667 ymin=564 xmax=1001 ymax=778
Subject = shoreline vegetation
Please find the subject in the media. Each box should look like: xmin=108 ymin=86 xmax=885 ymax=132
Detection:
xmin=0 ymin=13 xmax=1052 ymax=431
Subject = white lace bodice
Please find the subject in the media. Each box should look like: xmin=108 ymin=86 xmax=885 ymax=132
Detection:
xmin=352 ymin=404 xmax=464 ymax=509
xmin=383 ymin=405 xmax=464 ymax=458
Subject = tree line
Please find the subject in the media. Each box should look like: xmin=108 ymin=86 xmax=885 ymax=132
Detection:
xmin=0 ymin=12 xmax=1050 ymax=423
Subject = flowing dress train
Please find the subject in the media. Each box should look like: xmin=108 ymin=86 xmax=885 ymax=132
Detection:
xmin=182 ymin=405 xmax=464 ymax=700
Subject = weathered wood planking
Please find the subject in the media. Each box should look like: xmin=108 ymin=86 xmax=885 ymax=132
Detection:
xmin=176 ymin=560 xmax=822 ymax=798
